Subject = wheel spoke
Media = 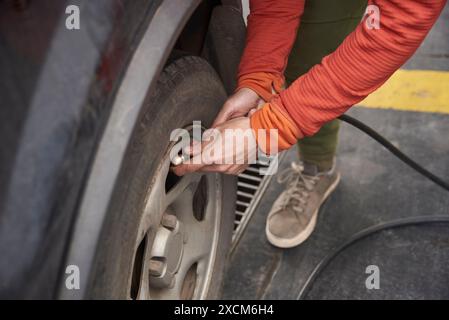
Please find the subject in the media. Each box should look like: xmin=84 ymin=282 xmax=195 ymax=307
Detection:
xmin=136 ymin=270 xmax=151 ymax=300
xmin=134 ymin=231 xmax=157 ymax=300
xmin=160 ymin=277 xmax=184 ymax=300
xmin=137 ymin=164 xmax=171 ymax=244
xmin=130 ymin=145 xmax=221 ymax=300
xmin=165 ymin=172 xmax=202 ymax=208
xmin=172 ymin=174 xmax=218 ymax=267
xmin=182 ymin=225 xmax=211 ymax=266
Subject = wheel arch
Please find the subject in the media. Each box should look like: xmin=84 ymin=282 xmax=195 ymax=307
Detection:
xmin=57 ymin=0 xmax=206 ymax=299
xmin=0 ymin=0 xmax=243 ymax=299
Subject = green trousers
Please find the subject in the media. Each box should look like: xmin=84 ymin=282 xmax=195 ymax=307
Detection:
xmin=285 ymin=0 xmax=367 ymax=171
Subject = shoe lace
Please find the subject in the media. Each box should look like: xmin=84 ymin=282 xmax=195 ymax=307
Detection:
xmin=276 ymin=162 xmax=320 ymax=215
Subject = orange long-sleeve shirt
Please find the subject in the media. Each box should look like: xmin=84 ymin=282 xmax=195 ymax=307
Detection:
xmin=239 ymin=0 xmax=446 ymax=152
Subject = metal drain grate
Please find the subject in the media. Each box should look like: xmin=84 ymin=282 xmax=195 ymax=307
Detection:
xmin=231 ymin=154 xmax=285 ymax=252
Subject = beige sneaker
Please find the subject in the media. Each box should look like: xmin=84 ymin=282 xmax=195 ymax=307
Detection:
xmin=266 ymin=161 xmax=341 ymax=248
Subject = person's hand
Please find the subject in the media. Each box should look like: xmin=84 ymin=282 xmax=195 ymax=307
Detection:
xmin=212 ymin=88 xmax=264 ymax=127
xmin=172 ymin=117 xmax=258 ymax=176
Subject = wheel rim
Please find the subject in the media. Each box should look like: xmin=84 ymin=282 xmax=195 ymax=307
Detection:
xmin=129 ymin=128 xmax=221 ymax=300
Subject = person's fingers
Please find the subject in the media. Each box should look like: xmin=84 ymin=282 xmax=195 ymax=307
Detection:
xmin=195 ymin=164 xmax=230 ymax=173
xmin=248 ymin=108 xmax=257 ymax=117
xmin=172 ymin=162 xmax=205 ymax=176
xmin=229 ymin=164 xmax=248 ymax=175
xmin=173 ymin=134 xmax=219 ymax=175
xmin=203 ymin=128 xmax=217 ymax=140
xmin=184 ymin=139 xmax=201 ymax=156
xmin=183 ymin=128 xmax=218 ymax=160
xmin=211 ymin=107 xmax=232 ymax=128
xmin=196 ymin=164 xmax=248 ymax=175
xmin=174 ymin=155 xmax=227 ymax=176
xmin=174 ymin=117 xmax=253 ymax=176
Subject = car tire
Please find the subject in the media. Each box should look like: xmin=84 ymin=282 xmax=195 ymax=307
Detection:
xmin=86 ymin=56 xmax=237 ymax=299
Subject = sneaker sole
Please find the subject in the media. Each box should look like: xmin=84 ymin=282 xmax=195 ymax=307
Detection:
xmin=266 ymin=172 xmax=341 ymax=249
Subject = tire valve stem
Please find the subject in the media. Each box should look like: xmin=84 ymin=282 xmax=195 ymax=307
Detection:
xmin=171 ymin=154 xmax=186 ymax=166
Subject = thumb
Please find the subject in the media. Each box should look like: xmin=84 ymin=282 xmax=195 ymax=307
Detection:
xmin=212 ymin=108 xmax=232 ymax=128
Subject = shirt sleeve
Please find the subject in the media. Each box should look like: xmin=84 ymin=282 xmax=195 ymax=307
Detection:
xmin=237 ymin=0 xmax=305 ymax=101
xmin=251 ymin=0 xmax=447 ymax=153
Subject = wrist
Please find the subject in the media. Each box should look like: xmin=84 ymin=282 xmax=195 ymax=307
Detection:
xmin=235 ymin=87 xmax=261 ymax=101
xmin=236 ymin=72 xmax=285 ymax=102
xmin=249 ymin=101 xmax=302 ymax=154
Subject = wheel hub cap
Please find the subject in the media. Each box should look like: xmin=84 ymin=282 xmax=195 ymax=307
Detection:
xmin=149 ymin=214 xmax=186 ymax=288
xmin=129 ymin=125 xmax=222 ymax=300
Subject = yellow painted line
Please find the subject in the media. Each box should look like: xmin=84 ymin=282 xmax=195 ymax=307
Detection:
xmin=357 ymin=69 xmax=449 ymax=114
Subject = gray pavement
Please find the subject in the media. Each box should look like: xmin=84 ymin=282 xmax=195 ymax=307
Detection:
xmin=223 ymin=3 xmax=449 ymax=299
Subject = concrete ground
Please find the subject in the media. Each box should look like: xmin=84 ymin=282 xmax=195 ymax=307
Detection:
xmin=223 ymin=4 xmax=449 ymax=299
